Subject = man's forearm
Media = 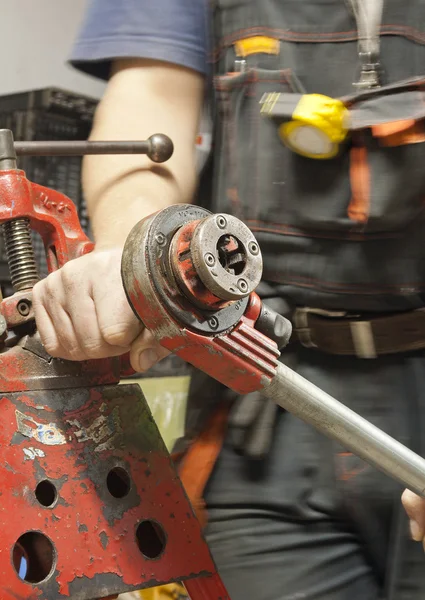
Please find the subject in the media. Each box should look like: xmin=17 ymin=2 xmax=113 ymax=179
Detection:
xmin=84 ymin=166 xmax=188 ymax=247
xmin=82 ymin=58 xmax=204 ymax=248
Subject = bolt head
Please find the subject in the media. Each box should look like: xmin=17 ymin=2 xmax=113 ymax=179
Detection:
xmin=17 ymin=299 xmax=31 ymax=316
xmin=155 ymin=233 xmax=166 ymax=246
xmin=237 ymin=279 xmax=248 ymax=292
xmin=216 ymin=216 xmax=227 ymax=230
xmin=204 ymin=253 xmax=216 ymax=267
xmin=248 ymin=241 xmax=259 ymax=256
xmin=208 ymin=316 xmax=219 ymax=329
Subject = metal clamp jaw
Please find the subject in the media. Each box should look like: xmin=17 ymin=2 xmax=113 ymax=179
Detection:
xmin=121 ymin=204 xmax=292 ymax=395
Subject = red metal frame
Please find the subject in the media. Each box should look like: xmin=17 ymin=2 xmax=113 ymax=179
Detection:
xmin=126 ymin=268 xmax=280 ymax=396
xmin=0 ymin=169 xmax=94 ymax=267
xmin=0 ymin=166 xmax=230 ymax=599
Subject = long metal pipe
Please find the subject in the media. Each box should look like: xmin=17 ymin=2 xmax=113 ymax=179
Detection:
xmin=264 ymin=362 xmax=425 ymax=497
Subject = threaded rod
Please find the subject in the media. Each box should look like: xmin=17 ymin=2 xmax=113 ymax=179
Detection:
xmin=3 ymin=219 xmax=39 ymax=291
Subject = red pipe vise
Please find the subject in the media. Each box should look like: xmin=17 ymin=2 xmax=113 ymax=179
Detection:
xmin=0 ymin=129 xmax=229 ymax=600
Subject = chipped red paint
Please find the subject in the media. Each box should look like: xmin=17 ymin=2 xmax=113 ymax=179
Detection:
xmin=185 ymin=574 xmax=231 ymax=600
xmin=0 ymin=341 xmax=121 ymax=393
xmin=0 ymin=170 xmax=94 ymax=269
xmin=0 ymin=384 xmax=225 ymax=599
xmin=128 ymin=271 xmax=279 ymax=395
xmin=122 ymin=205 xmax=279 ymax=396
xmin=170 ymin=220 xmax=229 ymax=310
xmin=0 ymin=168 xmax=229 ymax=599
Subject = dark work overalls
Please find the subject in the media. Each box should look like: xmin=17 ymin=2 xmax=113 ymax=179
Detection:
xmin=178 ymin=1 xmax=425 ymax=598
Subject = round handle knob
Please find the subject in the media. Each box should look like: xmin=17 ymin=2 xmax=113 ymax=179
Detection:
xmin=147 ymin=134 xmax=174 ymax=163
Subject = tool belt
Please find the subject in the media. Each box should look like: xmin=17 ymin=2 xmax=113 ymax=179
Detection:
xmin=293 ymin=307 xmax=425 ymax=359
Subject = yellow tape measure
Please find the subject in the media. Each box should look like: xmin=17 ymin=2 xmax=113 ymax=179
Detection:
xmin=261 ymin=93 xmax=350 ymax=159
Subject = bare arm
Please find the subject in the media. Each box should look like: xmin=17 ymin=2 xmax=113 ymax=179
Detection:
xmin=84 ymin=58 xmax=204 ymax=246
xmin=32 ymin=59 xmax=204 ymax=368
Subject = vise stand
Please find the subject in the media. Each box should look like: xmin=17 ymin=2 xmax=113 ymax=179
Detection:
xmin=0 ymin=129 xmax=229 ymax=600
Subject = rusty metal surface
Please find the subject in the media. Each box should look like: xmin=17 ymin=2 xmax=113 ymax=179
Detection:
xmin=122 ymin=204 xmax=279 ymax=395
xmin=0 ymin=333 xmax=121 ymax=393
xmin=2 ymin=289 xmax=35 ymax=328
xmin=0 ymin=132 xmax=230 ymax=600
xmin=0 ymin=170 xmax=94 ymax=271
xmin=1 ymin=384 xmax=217 ymax=599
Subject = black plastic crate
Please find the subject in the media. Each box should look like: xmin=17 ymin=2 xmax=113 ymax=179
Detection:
xmin=0 ymin=87 xmax=98 ymax=283
xmin=0 ymin=88 xmax=191 ymax=381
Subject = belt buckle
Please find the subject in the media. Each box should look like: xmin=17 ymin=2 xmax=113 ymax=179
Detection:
xmin=293 ymin=307 xmax=347 ymax=349
xmin=294 ymin=307 xmax=377 ymax=359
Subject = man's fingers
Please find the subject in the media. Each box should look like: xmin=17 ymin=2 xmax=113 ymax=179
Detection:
xmin=91 ymin=250 xmax=143 ymax=349
xmin=402 ymin=489 xmax=425 ymax=542
xmin=34 ymin=279 xmax=82 ymax=359
xmin=33 ymin=249 xmax=144 ymax=361
xmin=32 ymin=288 xmax=64 ymax=356
xmin=130 ymin=328 xmax=170 ymax=372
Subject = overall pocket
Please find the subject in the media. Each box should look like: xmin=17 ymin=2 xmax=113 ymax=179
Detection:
xmin=345 ymin=83 xmax=425 ymax=233
xmin=213 ymin=68 xmax=357 ymax=235
xmin=213 ymin=68 xmax=425 ymax=237
xmin=213 ymin=68 xmax=297 ymax=224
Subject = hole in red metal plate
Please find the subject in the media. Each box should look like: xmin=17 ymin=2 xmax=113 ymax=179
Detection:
xmin=35 ymin=480 xmax=57 ymax=507
xmin=106 ymin=467 xmax=131 ymax=499
xmin=12 ymin=532 xmax=56 ymax=583
xmin=136 ymin=520 xmax=167 ymax=559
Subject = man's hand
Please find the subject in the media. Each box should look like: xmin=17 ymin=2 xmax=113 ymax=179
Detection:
xmin=402 ymin=489 xmax=425 ymax=547
xmin=33 ymin=248 xmax=168 ymax=372
xmin=31 ymin=59 xmax=204 ymax=374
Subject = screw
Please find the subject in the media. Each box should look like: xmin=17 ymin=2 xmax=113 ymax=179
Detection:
xmin=216 ymin=216 xmax=227 ymax=229
xmin=17 ymin=299 xmax=32 ymax=316
xmin=155 ymin=233 xmax=166 ymax=246
xmin=208 ymin=316 xmax=219 ymax=330
xmin=237 ymin=279 xmax=248 ymax=292
xmin=204 ymin=253 xmax=216 ymax=267
xmin=248 ymin=241 xmax=259 ymax=255
xmin=3 ymin=218 xmax=39 ymax=292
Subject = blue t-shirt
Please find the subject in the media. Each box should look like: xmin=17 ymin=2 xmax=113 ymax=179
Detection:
xmin=70 ymin=0 xmax=209 ymax=80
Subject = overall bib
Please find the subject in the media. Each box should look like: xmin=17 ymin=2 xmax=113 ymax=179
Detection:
xmin=176 ymin=1 xmax=425 ymax=598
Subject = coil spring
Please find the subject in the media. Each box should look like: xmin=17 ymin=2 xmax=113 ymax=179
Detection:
xmin=2 ymin=218 xmax=39 ymax=291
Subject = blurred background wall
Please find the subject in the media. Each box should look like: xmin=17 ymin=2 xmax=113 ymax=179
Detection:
xmin=1 ymin=0 xmax=104 ymax=98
